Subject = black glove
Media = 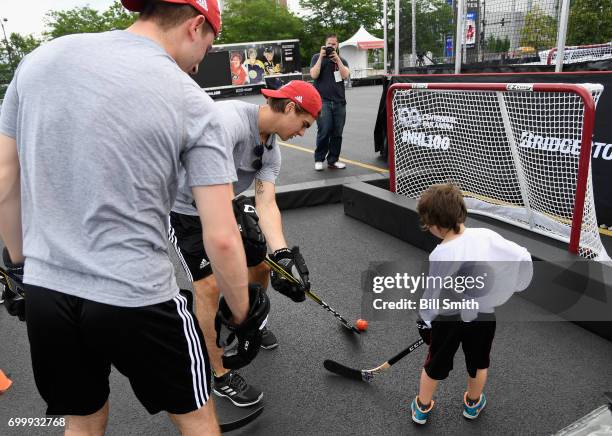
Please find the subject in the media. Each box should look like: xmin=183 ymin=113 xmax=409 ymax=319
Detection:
xmin=215 ymin=283 xmax=270 ymax=370
xmin=1 ymin=248 xmax=26 ymax=322
xmin=416 ymin=318 xmax=431 ymax=345
xmin=269 ymin=246 xmax=309 ymax=303
xmin=232 ymin=196 xmax=267 ymax=267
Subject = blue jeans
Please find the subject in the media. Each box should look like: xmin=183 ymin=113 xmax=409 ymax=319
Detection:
xmin=314 ymin=100 xmax=346 ymax=164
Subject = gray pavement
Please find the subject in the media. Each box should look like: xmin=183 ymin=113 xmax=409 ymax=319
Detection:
xmin=233 ymin=84 xmax=389 ymax=187
xmin=1 ymin=85 xmax=611 ymax=435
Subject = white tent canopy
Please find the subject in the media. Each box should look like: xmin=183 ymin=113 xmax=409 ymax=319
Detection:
xmin=340 ymin=25 xmax=385 ymax=50
xmin=339 ymin=26 xmax=384 ymax=79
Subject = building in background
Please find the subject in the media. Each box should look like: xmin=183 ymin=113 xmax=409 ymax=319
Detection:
xmin=480 ymin=0 xmax=559 ymax=55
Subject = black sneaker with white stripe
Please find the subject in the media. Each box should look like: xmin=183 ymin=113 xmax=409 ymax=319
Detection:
xmin=260 ymin=326 xmax=278 ymax=350
xmin=213 ymin=370 xmax=263 ymax=407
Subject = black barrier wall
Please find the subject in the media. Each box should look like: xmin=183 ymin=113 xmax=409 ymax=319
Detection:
xmin=374 ymin=69 xmax=612 ymax=228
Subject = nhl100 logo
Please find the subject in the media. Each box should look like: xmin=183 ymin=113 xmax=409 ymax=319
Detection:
xmin=398 ymin=107 xmax=451 ymax=151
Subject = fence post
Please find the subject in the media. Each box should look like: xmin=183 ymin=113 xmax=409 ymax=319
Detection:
xmin=455 ymin=0 xmax=464 ymax=74
xmin=555 ymin=0 xmax=571 ymax=72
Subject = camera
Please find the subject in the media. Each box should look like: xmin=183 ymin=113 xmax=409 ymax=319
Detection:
xmin=324 ymin=46 xmax=335 ymax=57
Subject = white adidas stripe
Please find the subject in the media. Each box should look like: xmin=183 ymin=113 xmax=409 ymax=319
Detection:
xmin=179 ymin=293 xmax=209 ymax=403
xmin=174 ymin=294 xmax=208 ymax=408
xmin=167 ymin=216 xmax=195 ymax=283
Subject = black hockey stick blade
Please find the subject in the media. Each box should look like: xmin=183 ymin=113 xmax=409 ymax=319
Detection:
xmin=323 ymin=359 xmax=364 ymax=381
xmin=219 ymin=406 xmax=264 ymax=433
xmin=323 ymin=338 xmax=425 ymax=383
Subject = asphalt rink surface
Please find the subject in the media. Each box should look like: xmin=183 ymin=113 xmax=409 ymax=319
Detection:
xmin=1 ymin=85 xmax=611 ymax=435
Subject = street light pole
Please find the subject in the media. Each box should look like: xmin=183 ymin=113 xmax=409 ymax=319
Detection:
xmin=394 ymin=0 xmax=400 ymax=74
xmin=411 ymin=0 xmax=416 ymax=66
xmin=383 ymin=0 xmax=388 ymax=75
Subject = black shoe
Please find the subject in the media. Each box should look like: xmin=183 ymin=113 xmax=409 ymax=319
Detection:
xmin=213 ymin=370 xmax=263 ymax=407
xmin=260 ymin=327 xmax=278 ymax=350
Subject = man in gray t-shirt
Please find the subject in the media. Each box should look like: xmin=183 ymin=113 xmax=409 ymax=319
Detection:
xmin=169 ymin=80 xmax=322 ymax=407
xmin=0 ymin=1 xmax=265 ymax=433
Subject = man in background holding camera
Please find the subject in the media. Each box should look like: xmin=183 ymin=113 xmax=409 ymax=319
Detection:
xmin=309 ymin=33 xmax=350 ymax=171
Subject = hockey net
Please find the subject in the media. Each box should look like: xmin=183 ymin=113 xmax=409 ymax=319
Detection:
xmin=544 ymin=42 xmax=612 ymax=65
xmin=387 ymin=82 xmax=609 ymax=261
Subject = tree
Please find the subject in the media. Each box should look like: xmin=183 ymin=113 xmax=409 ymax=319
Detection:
xmin=486 ymin=34 xmax=496 ymax=52
xmin=0 ymin=33 xmax=42 ymax=97
xmin=501 ymin=36 xmax=510 ymax=53
xmin=567 ymin=0 xmax=612 ymax=46
xmin=44 ymin=0 xmax=136 ymax=39
xmin=218 ymin=0 xmax=304 ymax=48
xmin=398 ymin=0 xmax=454 ymax=59
xmin=1 ymin=1 xmax=134 ymax=97
xmin=299 ymin=0 xmax=383 ymax=66
xmin=519 ymin=5 xmax=556 ymax=50
xmin=1 ymin=33 xmax=42 ymax=71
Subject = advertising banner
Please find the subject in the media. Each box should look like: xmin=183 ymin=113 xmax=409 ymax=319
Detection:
xmin=191 ymin=39 xmax=302 ymax=98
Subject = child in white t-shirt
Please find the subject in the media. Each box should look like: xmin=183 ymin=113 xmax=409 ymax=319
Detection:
xmin=411 ymin=183 xmax=532 ymax=424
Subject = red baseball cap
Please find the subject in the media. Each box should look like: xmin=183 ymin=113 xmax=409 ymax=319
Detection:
xmin=261 ymin=81 xmax=322 ymax=119
xmin=121 ymin=0 xmax=222 ymax=36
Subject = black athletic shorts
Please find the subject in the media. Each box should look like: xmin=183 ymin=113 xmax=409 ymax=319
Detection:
xmin=423 ymin=313 xmax=496 ymax=380
xmin=25 ymin=284 xmax=212 ymax=416
xmin=168 ymin=212 xmax=214 ymax=282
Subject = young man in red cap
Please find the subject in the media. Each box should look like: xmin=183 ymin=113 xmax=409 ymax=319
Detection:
xmin=170 ymin=80 xmax=322 ymax=407
xmin=0 ymin=1 xmax=267 ymax=434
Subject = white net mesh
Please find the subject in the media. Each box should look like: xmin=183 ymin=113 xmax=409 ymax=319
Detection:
xmin=390 ymin=83 xmax=609 ymax=261
xmin=542 ymin=42 xmax=612 ymax=65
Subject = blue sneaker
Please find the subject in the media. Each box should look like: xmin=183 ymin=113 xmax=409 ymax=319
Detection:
xmin=463 ymin=392 xmax=486 ymax=419
xmin=411 ymin=396 xmax=434 ymax=424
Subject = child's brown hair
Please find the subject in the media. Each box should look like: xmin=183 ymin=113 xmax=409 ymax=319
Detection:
xmin=417 ymin=183 xmax=467 ymax=234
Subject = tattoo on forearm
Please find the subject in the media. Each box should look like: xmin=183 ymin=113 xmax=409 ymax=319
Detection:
xmin=256 ymin=180 xmax=265 ymax=195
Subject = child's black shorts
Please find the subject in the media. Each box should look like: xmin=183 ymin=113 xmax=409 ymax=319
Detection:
xmin=25 ymin=284 xmax=212 ymax=416
xmin=423 ymin=313 xmax=496 ymax=380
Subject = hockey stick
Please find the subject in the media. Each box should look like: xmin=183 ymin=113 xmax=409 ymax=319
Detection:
xmin=264 ymin=257 xmax=361 ymax=334
xmin=0 ymin=265 xmax=24 ymax=297
xmin=219 ymin=406 xmax=264 ymax=433
xmin=323 ymin=338 xmax=424 ymax=382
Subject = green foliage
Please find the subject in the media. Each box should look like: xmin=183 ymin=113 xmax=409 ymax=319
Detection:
xmin=0 ymin=33 xmax=42 ymax=96
xmin=567 ymin=0 xmax=612 ymax=46
xmin=501 ymin=36 xmax=510 ymax=52
xmin=487 ymin=35 xmax=510 ymax=53
xmin=218 ymin=0 xmax=304 ymax=49
xmin=44 ymin=0 xmax=136 ymax=39
xmin=0 ymin=1 xmax=135 ymax=96
xmin=398 ymin=0 xmax=454 ymax=58
xmin=519 ymin=5 xmax=556 ymax=50
xmin=299 ymin=0 xmax=383 ymax=66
